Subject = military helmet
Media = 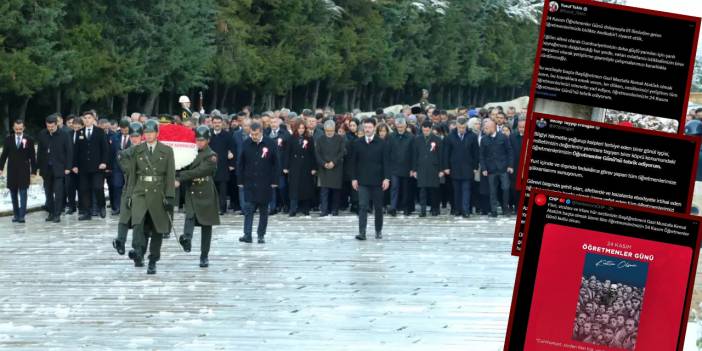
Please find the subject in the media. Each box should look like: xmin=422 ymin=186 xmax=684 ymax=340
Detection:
xmin=195 ymin=125 xmax=211 ymax=140
xmin=129 ymin=122 xmax=143 ymax=136
xmin=144 ymin=119 xmax=159 ymax=133
xmin=179 ymin=95 xmax=191 ymax=104
xmin=685 ymin=120 xmax=702 ymax=136
xmin=158 ymin=114 xmax=174 ymax=124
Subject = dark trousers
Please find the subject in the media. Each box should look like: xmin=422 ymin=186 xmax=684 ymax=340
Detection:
xmin=79 ymin=171 xmax=105 ymax=214
xmin=244 ymin=201 xmax=269 ymax=238
xmin=228 ymin=171 xmax=239 ymax=210
xmin=66 ymin=173 xmax=78 ymax=211
xmin=184 ymin=216 xmax=213 ymax=258
xmin=10 ymin=188 xmax=28 ymax=220
xmin=216 ymin=180 xmax=228 ymax=212
xmin=132 ymin=212 xmax=163 ymax=262
xmin=358 ymin=185 xmax=384 ymax=234
xmin=289 ymin=197 xmax=309 ymax=215
xmin=112 ymin=186 xmax=123 ymax=212
xmin=320 ymin=187 xmax=341 ymax=214
xmin=116 ymin=222 xmax=129 ymax=243
xmin=452 ymin=179 xmax=472 ymax=215
xmin=390 ymin=176 xmax=414 ymax=213
xmin=43 ymin=170 xmax=65 ymax=217
xmin=269 ymin=175 xmax=287 ymax=211
xmin=487 ymin=172 xmax=511 ymax=215
xmin=441 ymin=175 xmax=453 ymax=209
xmin=419 ymin=187 xmax=439 ymax=214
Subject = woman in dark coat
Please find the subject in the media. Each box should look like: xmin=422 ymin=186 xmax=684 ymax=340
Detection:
xmin=315 ymin=119 xmax=345 ymax=216
xmin=412 ymin=121 xmax=444 ymax=217
xmin=284 ymin=119 xmax=317 ymax=216
xmin=342 ymin=118 xmax=360 ymax=212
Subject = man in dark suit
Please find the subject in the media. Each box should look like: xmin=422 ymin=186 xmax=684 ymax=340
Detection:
xmin=480 ymin=119 xmax=514 ymax=217
xmin=237 ymin=122 xmax=278 ymax=244
xmin=37 ymin=115 xmax=73 ymax=222
xmin=443 ymin=117 xmax=479 ymax=218
xmin=231 ymin=116 xmax=251 ymax=214
xmin=351 ymin=118 xmax=391 ymax=240
xmin=209 ymin=114 xmax=236 ymax=214
xmin=0 ymin=120 xmax=37 ymax=223
xmin=65 ymin=118 xmax=83 ymax=214
xmin=108 ymin=119 xmax=132 ymax=215
xmin=509 ymin=118 xmax=525 ymax=212
xmin=268 ymin=115 xmax=290 ymax=214
xmin=387 ymin=117 xmax=414 ymax=217
xmin=72 ymin=111 xmax=109 ymax=220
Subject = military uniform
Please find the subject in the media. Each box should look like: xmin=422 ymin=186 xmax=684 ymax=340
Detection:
xmin=180 ymin=108 xmax=193 ymax=123
xmin=113 ymin=123 xmax=143 ymax=256
xmin=178 ymin=128 xmax=220 ymax=267
xmin=129 ymin=128 xmax=176 ymax=274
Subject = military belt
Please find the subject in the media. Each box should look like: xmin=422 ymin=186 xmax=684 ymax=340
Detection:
xmin=140 ymin=175 xmax=163 ymax=182
xmin=192 ymin=177 xmax=209 ymax=184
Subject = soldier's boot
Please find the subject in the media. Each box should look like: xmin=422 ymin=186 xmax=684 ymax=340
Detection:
xmin=128 ymin=248 xmax=145 ymax=267
xmin=147 ymin=260 xmax=156 ymax=275
xmin=178 ymin=235 xmax=192 ymax=253
xmin=112 ymin=239 xmax=125 ymax=255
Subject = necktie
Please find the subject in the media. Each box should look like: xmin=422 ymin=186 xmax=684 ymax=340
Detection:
xmin=122 ymin=136 xmax=127 ymax=150
xmin=149 ymin=145 xmax=154 ymax=154
xmin=459 ymin=133 xmax=464 ymax=141
xmin=87 ymin=128 xmax=91 ymax=139
xmin=16 ymin=136 xmax=20 ymax=148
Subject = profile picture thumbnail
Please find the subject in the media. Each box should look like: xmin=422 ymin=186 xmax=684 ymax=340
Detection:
xmin=549 ymin=1 xmax=560 ymax=13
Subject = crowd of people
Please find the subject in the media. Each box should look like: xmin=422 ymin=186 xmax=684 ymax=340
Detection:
xmin=0 ymin=99 xmax=527 ymax=225
xmin=603 ymin=109 xmax=679 ymax=133
xmin=573 ymin=275 xmax=643 ymax=349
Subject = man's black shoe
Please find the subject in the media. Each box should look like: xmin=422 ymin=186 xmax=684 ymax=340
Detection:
xmin=52 ymin=216 xmax=60 ymax=223
xmin=66 ymin=208 xmax=76 ymax=215
xmin=462 ymin=214 xmax=471 ymax=219
xmin=99 ymin=208 xmax=106 ymax=218
xmin=331 ymin=211 xmax=339 ymax=216
xmin=45 ymin=215 xmax=54 ymax=222
xmin=129 ymin=250 xmax=145 ymax=267
xmin=239 ymin=235 xmax=252 ymax=243
xmin=147 ymin=261 xmax=156 ymax=275
xmin=419 ymin=212 xmax=426 ymax=218
xmin=319 ymin=212 xmax=329 ymax=217
xmin=375 ymin=232 xmax=382 ymax=239
xmin=199 ymin=257 xmax=209 ymax=268
xmin=257 ymin=237 xmax=265 ymax=244
xmin=163 ymin=233 xmax=170 ymax=239
xmin=389 ymin=209 xmax=397 ymax=217
xmin=489 ymin=212 xmax=498 ymax=218
xmin=111 ymin=210 xmax=120 ymax=216
xmin=355 ymin=233 xmax=367 ymax=241
xmin=179 ymin=235 xmax=191 ymax=252
xmin=78 ymin=214 xmax=91 ymax=221
xmin=113 ymin=239 xmax=125 ymax=255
